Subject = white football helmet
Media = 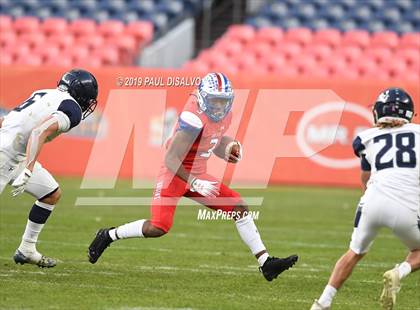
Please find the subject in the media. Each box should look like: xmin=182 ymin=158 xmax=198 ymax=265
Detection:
xmin=196 ymin=72 xmax=234 ymax=122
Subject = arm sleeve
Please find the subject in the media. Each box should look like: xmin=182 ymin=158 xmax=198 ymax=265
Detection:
xmin=352 ymin=136 xmax=365 ymax=157
xmin=353 ymin=136 xmax=371 ymax=171
xmin=51 ymin=111 xmax=71 ymax=132
xmin=52 ymin=99 xmax=82 ymax=132
xmin=177 ymin=111 xmax=203 ymax=134
xmin=360 ymin=154 xmax=371 ymax=171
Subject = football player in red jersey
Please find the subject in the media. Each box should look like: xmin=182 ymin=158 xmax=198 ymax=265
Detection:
xmin=88 ymin=73 xmax=298 ymax=281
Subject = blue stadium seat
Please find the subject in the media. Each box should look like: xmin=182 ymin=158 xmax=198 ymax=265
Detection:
xmin=312 ymin=0 xmax=329 ymax=8
xmin=340 ymin=0 xmax=358 ymax=9
xmin=319 ymin=4 xmax=346 ymax=24
xmin=275 ymin=16 xmax=301 ymax=30
xmin=262 ymin=2 xmax=289 ymax=19
xmin=94 ymin=2 xmax=124 ymax=21
xmin=350 ymin=6 xmax=374 ymax=24
xmin=142 ymin=11 xmax=169 ymax=32
xmin=91 ymin=9 xmax=110 ymax=23
xmin=182 ymin=0 xmax=204 ymax=13
xmin=31 ymin=7 xmax=53 ymax=19
xmin=394 ymin=0 xmax=413 ymax=12
xmin=127 ymin=1 xmax=155 ymax=16
xmin=60 ymin=7 xmax=82 ymax=21
xmin=403 ymin=10 xmax=420 ymax=31
xmin=97 ymin=0 xmax=124 ymax=17
xmin=0 ymin=0 xmax=12 ymax=14
xmin=291 ymin=3 xmax=317 ymax=21
xmin=157 ymin=1 xmax=184 ymax=19
xmin=19 ymin=0 xmax=39 ymax=8
xmin=47 ymin=1 xmax=69 ymax=15
xmin=7 ymin=4 xmax=27 ymax=18
xmin=246 ymin=0 xmax=419 ymax=34
xmin=247 ymin=16 xmax=273 ymax=29
xmin=306 ymin=18 xmax=330 ymax=31
xmin=112 ymin=11 xmax=130 ymax=24
xmin=70 ymin=1 xmax=96 ymax=18
xmin=391 ymin=21 xmax=417 ymax=33
xmin=361 ymin=20 xmax=387 ymax=33
xmin=379 ymin=8 xmax=401 ymax=26
xmin=0 ymin=0 xmax=205 ymax=38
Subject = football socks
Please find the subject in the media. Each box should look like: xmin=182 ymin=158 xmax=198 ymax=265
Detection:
xmin=318 ymin=285 xmax=337 ymax=308
xmin=235 ymin=215 xmax=267 ymax=260
xmin=109 ymin=219 xmax=145 ymax=240
xmin=18 ymin=201 xmax=54 ymax=256
xmin=398 ymin=262 xmax=412 ymax=280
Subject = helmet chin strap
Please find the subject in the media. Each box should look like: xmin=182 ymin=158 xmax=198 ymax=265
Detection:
xmin=373 ymin=110 xmax=378 ymax=124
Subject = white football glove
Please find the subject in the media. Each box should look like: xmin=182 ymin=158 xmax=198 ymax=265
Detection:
xmin=189 ymin=178 xmax=219 ymax=197
xmin=11 ymin=168 xmax=32 ymax=197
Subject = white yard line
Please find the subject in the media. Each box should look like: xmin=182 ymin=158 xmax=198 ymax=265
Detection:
xmin=110 ymin=308 xmax=197 ymax=310
xmin=75 ymin=197 xmax=264 ymax=206
xmin=3 ymin=259 xmax=410 ymax=288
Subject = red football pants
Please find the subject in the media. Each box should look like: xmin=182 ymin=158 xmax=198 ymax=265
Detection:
xmin=150 ymin=169 xmax=243 ymax=232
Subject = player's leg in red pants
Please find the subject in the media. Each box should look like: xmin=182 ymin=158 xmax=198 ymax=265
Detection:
xmin=185 ymin=174 xmax=268 ymax=261
xmin=149 ymin=171 xmax=248 ymax=235
xmin=148 ymin=170 xmax=188 ymax=237
xmin=184 ymin=173 xmax=248 ymax=218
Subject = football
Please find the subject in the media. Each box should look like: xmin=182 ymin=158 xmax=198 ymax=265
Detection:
xmin=227 ymin=141 xmax=242 ymax=163
xmin=230 ymin=142 xmax=241 ymax=157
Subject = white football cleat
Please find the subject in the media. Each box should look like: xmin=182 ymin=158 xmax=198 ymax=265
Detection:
xmin=13 ymin=249 xmax=57 ymax=268
xmin=310 ymin=299 xmax=331 ymax=310
xmin=380 ymin=266 xmax=401 ymax=310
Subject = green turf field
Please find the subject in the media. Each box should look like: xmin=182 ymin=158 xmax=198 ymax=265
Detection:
xmin=0 ymin=177 xmax=419 ymax=310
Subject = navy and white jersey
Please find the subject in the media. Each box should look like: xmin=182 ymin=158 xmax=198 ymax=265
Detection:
xmin=0 ymin=88 xmax=82 ymax=160
xmin=353 ymin=123 xmax=420 ymax=212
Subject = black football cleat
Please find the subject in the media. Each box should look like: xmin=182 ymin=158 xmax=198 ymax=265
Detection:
xmin=88 ymin=228 xmax=114 ymax=264
xmin=259 ymin=255 xmax=298 ymax=281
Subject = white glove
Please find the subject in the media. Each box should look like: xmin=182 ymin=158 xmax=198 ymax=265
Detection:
xmin=11 ymin=168 xmax=32 ymax=197
xmin=189 ymin=178 xmax=219 ymax=197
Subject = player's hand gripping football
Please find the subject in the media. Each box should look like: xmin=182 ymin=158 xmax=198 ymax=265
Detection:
xmin=225 ymin=141 xmax=242 ymax=163
xmin=11 ymin=168 xmax=32 ymax=197
xmin=189 ymin=178 xmax=219 ymax=197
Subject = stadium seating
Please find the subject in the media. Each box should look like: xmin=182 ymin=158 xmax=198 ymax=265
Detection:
xmin=0 ymin=15 xmax=154 ymax=66
xmin=184 ymin=25 xmax=420 ymax=82
xmin=0 ymin=0 xmax=203 ymax=32
xmin=183 ymin=0 xmax=419 ymax=82
xmin=0 ymin=0 xmax=204 ymax=66
xmin=247 ymin=0 xmax=419 ymax=33
xmin=0 ymin=0 xmax=418 ymax=81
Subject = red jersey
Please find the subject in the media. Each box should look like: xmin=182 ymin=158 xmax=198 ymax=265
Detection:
xmin=166 ymin=95 xmax=232 ymax=174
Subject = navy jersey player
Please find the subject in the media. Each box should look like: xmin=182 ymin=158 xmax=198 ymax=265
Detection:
xmin=0 ymin=69 xmax=98 ymax=268
xmin=311 ymin=88 xmax=420 ymax=310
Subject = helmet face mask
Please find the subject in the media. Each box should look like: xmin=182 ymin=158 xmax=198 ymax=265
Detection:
xmin=373 ymin=88 xmax=414 ymax=125
xmin=58 ymin=69 xmax=98 ymax=119
xmin=82 ymin=99 xmax=97 ymax=120
xmin=197 ymin=72 xmax=234 ymax=122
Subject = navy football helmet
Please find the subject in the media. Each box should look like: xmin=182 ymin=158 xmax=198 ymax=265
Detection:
xmin=58 ymin=69 xmax=98 ymax=119
xmin=373 ymin=87 xmax=414 ymax=124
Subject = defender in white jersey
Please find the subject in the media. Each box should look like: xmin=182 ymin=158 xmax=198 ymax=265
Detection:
xmin=311 ymin=88 xmax=420 ymax=310
xmin=0 ymin=69 xmax=98 ymax=268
